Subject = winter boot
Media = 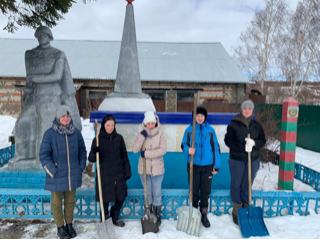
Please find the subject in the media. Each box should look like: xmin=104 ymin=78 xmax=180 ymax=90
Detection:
xmin=232 ymin=203 xmax=242 ymax=225
xmin=57 ymin=225 xmax=71 ymax=239
xmin=149 ymin=203 xmax=154 ymax=213
xmin=110 ymin=207 xmax=125 ymax=227
xmin=66 ymin=223 xmax=77 ymax=238
xmin=154 ymin=205 xmax=162 ymax=226
xmin=242 ymin=203 xmax=249 ymax=208
xmin=200 ymin=207 xmax=210 ymax=228
xmin=99 ymin=211 xmax=110 ymax=222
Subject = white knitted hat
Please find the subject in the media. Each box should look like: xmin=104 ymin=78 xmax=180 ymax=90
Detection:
xmin=143 ymin=111 xmax=156 ymax=125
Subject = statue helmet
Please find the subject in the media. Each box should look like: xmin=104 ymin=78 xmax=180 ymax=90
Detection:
xmin=34 ymin=26 xmax=54 ymax=41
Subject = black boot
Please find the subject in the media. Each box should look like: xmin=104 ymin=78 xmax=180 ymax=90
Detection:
xmin=66 ymin=223 xmax=77 ymax=238
xmin=149 ymin=203 xmax=154 ymax=213
xmin=100 ymin=211 xmax=110 ymax=222
xmin=200 ymin=207 xmax=210 ymax=228
xmin=110 ymin=207 xmax=125 ymax=227
xmin=232 ymin=203 xmax=242 ymax=225
xmin=154 ymin=205 xmax=162 ymax=226
xmin=57 ymin=226 xmax=71 ymax=239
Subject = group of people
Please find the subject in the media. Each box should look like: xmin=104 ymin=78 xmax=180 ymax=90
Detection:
xmin=39 ymin=98 xmax=265 ymax=239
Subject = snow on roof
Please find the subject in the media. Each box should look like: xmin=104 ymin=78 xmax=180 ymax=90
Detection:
xmin=0 ymin=38 xmax=248 ymax=84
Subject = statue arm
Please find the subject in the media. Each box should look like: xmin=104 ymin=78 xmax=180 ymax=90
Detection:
xmin=30 ymin=57 xmax=65 ymax=84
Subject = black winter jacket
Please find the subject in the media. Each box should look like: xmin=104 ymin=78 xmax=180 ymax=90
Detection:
xmin=88 ymin=127 xmax=131 ymax=203
xmin=224 ymin=114 xmax=266 ymax=162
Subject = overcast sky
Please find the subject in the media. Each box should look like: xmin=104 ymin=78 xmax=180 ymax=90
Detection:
xmin=0 ymin=0 xmax=298 ymax=55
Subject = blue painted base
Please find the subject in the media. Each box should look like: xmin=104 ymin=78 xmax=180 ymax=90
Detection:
xmin=0 ymin=167 xmax=45 ymax=189
xmin=1 ymin=153 xmax=231 ymax=190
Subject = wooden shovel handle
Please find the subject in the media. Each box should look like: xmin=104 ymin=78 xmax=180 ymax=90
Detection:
xmin=189 ymin=93 xmax=198 ymax=204
xmin=247 ymin=133 xmax=252 ymax=206
xmin=142 ymin=141 xmax=149 ymax=210
xmin=95 ymin=119 xmax=105 ymax=222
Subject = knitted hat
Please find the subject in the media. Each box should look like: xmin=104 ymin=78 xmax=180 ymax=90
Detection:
xmin=56 ymin=105 xmax=71 ymax=119
xmin=143 ymin=111 xmax=156 ymax=125
xmin=193 ymin=106 xmax=208 ymax=122
xmin=241 ymin=99 xmax=255 ymax=110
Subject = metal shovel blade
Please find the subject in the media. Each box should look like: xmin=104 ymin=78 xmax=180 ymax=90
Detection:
xmin=96 ymin=217 xmax=117 ymax=239
xmin=238 ymin=206 xmax=269 ymax=238
xmin=141 ymin=209 xmax=159 ymax=234
xmin=176 ymin=206 xmax=201 ymax=237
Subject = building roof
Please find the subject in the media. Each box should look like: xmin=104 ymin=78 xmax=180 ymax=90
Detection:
xmin=0 ymin=38 xmax=248 ymax=83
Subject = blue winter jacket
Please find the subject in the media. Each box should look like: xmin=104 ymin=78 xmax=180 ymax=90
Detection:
xmin=39 ymin=118 xmax=87 ymax=192
xmin=181 ymin=121 xmax=221 ymax=169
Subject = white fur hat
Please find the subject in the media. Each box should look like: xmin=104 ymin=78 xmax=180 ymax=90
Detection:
xmin=143 ymin=111 xmax=156 ymax=125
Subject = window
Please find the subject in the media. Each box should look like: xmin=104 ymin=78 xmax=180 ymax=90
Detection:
xmin=144 ymin=90 xmax=166 ymax=100
xmin=177 ymin=91 xmax=197 ymax=101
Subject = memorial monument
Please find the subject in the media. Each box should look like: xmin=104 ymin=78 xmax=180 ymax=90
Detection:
xmin=98 ymin=0 xmax=155 ymax=112
xmin=9 ymin=26 xmax=82 ymax=169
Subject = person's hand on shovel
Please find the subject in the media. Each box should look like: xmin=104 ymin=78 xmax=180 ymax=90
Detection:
xmin=188 ymin=147 xmax=196 ymax=155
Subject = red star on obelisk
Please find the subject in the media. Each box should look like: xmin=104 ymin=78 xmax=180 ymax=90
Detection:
xmin=126 ymin=0 xmax=134 ymax=5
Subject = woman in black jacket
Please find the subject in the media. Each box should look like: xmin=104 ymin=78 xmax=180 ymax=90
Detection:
xmin=89 ymin=115 xmax=131 ymax=227
xmin=224 ymin=99 xmax=266 ymax=225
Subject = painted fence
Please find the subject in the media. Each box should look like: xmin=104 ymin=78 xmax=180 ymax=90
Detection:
xmin=0 ymin=188 xmax=319 ymax=219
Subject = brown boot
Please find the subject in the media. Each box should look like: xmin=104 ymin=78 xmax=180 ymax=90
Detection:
xmin=232 ymin=203 xmax=242 ymax=225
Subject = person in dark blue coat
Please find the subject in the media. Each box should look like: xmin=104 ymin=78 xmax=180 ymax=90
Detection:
xmin=224 ymin=99 xmax=266 ymax=225
xmin=40 ymin=105 xmax=87 ymax=239
xmin=181 ymin=106 xmax=221 ymax=228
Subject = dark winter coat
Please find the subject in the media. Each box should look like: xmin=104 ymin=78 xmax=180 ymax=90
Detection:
xmin=181 ymin=121 xmax=221 ymax=169
xmin=88 ymin=127 xmax=131 ymax=203
xmin=224 ymin=114 xmax=266 ymax=162
xmin=39 ymin=119 xmax=87 ymax=192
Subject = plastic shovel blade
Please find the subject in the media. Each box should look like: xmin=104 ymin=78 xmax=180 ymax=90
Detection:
xmin=96 ymin=217 xmax=117 ymax=239
xmin=238 ymin=206 xmax=269 ymax=238
xmin=176 ymin=206 xmax=201 ymax=237
xmin=141 ymin=209 xmax=159 ymax=234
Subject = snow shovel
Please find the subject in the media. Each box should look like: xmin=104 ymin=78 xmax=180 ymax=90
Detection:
xmin=238 ymin=134 xmax=269 ymax=238
xmin=176 ymin=93 xmax=201 ymax=237
xmin=141 ymin=141 xmax=159 ymax=234
xmin=95 ymin=119 xmax=117 ymax=239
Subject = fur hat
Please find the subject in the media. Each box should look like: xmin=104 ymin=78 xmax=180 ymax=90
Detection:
xmin=143 ymin=111 xmax=156 ymax=125
xmin=241 ymin=99 xmax=255 ymax=110
xmin=56 ymin=105 xmax=71 ymax=119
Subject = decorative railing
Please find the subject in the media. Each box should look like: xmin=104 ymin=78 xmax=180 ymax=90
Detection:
xmin=295 ymin=163 xmax=320 ymax=191
xmin=0 ymin=145 xmax=15 ymax=165
xmin=0 ymin=189 xmax=319 ymax=219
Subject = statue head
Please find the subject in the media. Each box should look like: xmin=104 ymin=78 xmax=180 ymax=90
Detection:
xmin=34 ymin=26 xmax=54 ymax=43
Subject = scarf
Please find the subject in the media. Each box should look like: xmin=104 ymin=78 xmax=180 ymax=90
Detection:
xmin=52 ymin=123 xmax=75 ymax=135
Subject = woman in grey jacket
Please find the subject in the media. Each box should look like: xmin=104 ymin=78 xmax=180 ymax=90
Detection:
xmin=132 ymin=111 xmax=167 ymax=226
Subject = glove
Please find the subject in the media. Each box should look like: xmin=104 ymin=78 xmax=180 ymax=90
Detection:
xmin=92 ymin=146 xmax=100 ymax=154
xmin=245 ymin=138 xmax=255 ymax=153
xmin=140 ymin=130 xmax=148 ymax=138
xmin=125 ymin=175 xmax=131 ymax=181
xmin=140 ymin=150 xmax=145 ymax=158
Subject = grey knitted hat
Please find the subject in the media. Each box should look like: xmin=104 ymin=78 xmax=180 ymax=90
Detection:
xmin=241 ymin=99 xmax=254 ymax=110
xmin=56 ymin=105 xmax=72 ymax=119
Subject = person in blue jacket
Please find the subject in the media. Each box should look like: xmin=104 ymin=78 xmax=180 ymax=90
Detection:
xmin=181 ymin=106 xmax=221 ymax=228
xmin=40 ymin=105 xmax=87 ymax=239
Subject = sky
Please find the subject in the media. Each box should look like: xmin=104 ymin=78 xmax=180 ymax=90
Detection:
xmin=0 ymin=0 xmax=299 ymax=55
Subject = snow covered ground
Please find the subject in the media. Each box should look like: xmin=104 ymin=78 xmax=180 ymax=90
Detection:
xmin=0 ymin=115 xmax=320 ymax=239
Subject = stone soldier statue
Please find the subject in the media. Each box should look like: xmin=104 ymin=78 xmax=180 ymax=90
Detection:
xmin=9 ymin=26 xmax=82 ymax=169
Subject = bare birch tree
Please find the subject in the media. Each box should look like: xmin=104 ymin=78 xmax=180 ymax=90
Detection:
xmin=277 ymin=0 xmax=320 ymax=98
xmin=232 ymin=0 xmax=290 ymax=94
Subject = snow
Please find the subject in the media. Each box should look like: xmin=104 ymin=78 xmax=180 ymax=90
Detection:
xmin=0 ymin=114 xmax=320 ymax=239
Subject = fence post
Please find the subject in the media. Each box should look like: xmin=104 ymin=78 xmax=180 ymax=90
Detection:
xmin=278 ymin=97 xmax=299 ymax=190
